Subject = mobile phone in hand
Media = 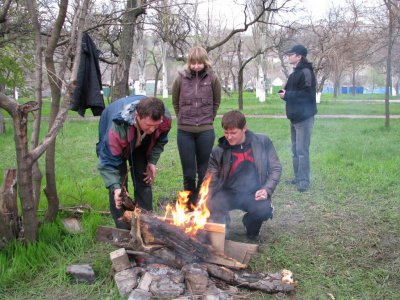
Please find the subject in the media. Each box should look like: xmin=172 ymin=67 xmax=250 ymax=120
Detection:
xmin=277 ymin=89 xmax=284 ymax=93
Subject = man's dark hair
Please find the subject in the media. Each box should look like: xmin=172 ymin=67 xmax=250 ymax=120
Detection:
xmin=136 ymin=97 xmax=165 ymax=120
xmin=221 ymin=110 xmax=246 ymax=130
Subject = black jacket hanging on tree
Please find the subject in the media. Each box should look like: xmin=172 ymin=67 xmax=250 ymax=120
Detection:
xmin=71 ymin=32 xmax=105 ymax=116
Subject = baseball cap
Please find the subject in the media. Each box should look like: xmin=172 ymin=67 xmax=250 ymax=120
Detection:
xmin=286 ymin=44 xmax=308 ymax=57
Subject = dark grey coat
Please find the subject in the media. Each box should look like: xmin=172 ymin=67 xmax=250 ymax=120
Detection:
xmin=206 ymin=130 xmax=282 ymax=198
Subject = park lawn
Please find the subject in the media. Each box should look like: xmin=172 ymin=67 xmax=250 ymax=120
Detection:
xmin=10 ymin=91 xmax=400 ymax=119
xmin=0 ymin=103 xmax=399 ymax=299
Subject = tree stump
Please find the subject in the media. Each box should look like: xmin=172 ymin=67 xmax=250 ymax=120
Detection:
xmin=0 ymin=169 xmax=19 ymax=249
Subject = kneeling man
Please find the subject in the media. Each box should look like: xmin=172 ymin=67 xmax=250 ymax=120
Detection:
xmin=206 ymin=110 xmax=281 ymax=240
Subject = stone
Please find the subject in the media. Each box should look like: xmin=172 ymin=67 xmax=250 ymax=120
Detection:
xmin=149 ymin=277 xmax=185 ymax=299
xmin=66 ymin=264 xmax=95 ymax=283
xmin=128 ymin=289 xmax=152 ymax=300
xmin=114 ymin=267 xmax=142 ymax=297
xmin=182 ymin=263 xmax=209 ymax=295
xmin=61 ymin=218 xmax=83 ymax=234
xmin=110 ymin=248 xmax=132 ymax=272
xmin=137 ymin=272 xmax=154 ymax=291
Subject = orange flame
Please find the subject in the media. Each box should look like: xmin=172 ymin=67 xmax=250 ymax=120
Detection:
xmin=163 ymin=176 xmax=212 ymax=236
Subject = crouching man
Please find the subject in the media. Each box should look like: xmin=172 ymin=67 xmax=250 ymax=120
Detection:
xmin=97 ymin=95 xmax=172 ymax=229
xmin=206 ymin=110 xmax=281 ymax=240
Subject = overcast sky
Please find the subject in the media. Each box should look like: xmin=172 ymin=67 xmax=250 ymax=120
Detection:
xmin=199 ymin=0 xmax=346 ymax=24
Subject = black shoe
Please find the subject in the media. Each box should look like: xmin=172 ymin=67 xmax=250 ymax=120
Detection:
xmin=285 ymin=178 xmax=297 ymax=185
xmin=297 ymin=181 xmax=309 ymax=192
xmin=242 ymin=217 xmax=260 ymax=241
xmin=246 ymin=233 xmax=260 ymax=241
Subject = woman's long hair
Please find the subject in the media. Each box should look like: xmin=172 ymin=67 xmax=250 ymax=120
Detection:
xmin=185 ymin=46 xmax=212 ymax=70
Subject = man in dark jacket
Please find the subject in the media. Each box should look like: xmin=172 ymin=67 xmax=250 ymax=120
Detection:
xmin=97 ymin=95 xmax=171 ymax=229
xmin=278 ymin=44 xmax=317 ymax=192
xmin=206 ymin=110 xmax=282 ymax=241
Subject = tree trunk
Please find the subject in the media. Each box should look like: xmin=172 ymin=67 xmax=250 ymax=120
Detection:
xmin=237 ymin=39 xmax=244 ymax=110
xmin=352 ymin=65 xmax=356 ymax=96
xmin=333 ymin=78 xmax=340 ymax=98
xmin=0 ymin=83 xmax=6 ymax=134
xmin=44 ymin=54 xmax=62 ymax=222
xmin=13 ymin=106 xmax=38 ymax=241
xmin=256 ymin=64 xmax=265 ymax=102
xmin=0 ymin=111 xmax=5 ymax=134
xmin=112 ymin=0 xmax=146 ymax=100
xmin=136 ymin=29 xmax=147 ymax=95
xmin=238 ymin=70 xmax=244 ymax=111
xmin=0 ymin=169 xmax=19 ymax=249
xmin=154 ymin=68 xmax=161 ymax=97
xmin=162 ymin=42 xmax=168 ymax=99
xmin=385 ymin=0 xmax=393 ymax=128
xmin=26 ymin=0 xmax=44 ymax=211
xmin=44 ymin=142 xmax=59 ymax=222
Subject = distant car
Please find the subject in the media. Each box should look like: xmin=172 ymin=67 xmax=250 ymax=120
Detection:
xmin=245 ymin=86 xmax=254 ymax=92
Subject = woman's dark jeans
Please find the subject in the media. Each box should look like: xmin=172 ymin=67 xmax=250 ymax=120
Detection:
xmin=177 ymin=129 xmax=215 ymax=205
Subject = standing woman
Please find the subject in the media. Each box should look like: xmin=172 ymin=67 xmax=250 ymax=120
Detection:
xmin=172 ymin=46 xmax=221 ymax=207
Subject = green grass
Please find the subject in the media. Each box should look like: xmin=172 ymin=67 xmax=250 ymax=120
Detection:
xmin=161 ymin=92 xmax=400 ymax=116
xmin=0 ymin=99 xmax=399 ymax=299
xmin=4 ymin=92 xmax=399 ymax=120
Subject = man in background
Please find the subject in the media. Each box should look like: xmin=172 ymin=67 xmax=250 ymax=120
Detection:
xmin=278 ymin=44 xmax=317 ymax=192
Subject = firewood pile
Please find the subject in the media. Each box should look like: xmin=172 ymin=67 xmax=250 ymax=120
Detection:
xmin=97 ymin=208 xmax=296 ymax=299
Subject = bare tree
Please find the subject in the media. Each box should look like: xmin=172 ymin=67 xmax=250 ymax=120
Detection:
xmin=0 ymin=0 xmax=90 ymax=242
xmin=112 ymin=0 xmax=146 ymax=100
xmin=236 ymin=37 xmax=272 ymax=110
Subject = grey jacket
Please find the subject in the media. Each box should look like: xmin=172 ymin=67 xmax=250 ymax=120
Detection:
xmin=206 ymin=130 xmax=282 ymax=198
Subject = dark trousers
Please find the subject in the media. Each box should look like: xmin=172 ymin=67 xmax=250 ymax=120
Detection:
xmin=109 ymin=145 xmax=152 ymax=229
xmin=177 ymin=129 xmax=215 ymax=205
xmin=208 ymin=189 xmax=273 ymax=236
xmin=290 ymin=116 xmax=314 ymax=186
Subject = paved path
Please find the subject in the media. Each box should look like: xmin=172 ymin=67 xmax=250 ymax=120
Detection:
xmin=65 ymin=114 xmax=400 ymax=121
xmin=329 ymin=99 xmax=400 ymax=103
xmin=242 ymin=114 xmax=400 ymax=119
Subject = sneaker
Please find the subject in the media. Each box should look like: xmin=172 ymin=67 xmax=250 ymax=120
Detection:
xmin=297 ymin=181 xmax=309 ymax=192
xmin=285 ymin=178 xmax=297 ymax=185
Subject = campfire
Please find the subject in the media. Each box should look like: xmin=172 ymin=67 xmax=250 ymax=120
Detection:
xmin=163 ymin=176 xmax=212 ymax=236
xmin=96 ymin=177 xmax=296 ymax=298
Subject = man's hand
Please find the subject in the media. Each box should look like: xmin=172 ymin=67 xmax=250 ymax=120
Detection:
xmin=114 ymin=188 xmax=122 ymax=209
xmin=255 ymin=189 xmax=268 ymax=201
xmin=278 ymin=89 xmax=285 ymax=99
xmin=143 ymin=163 xmax=157 ymax=184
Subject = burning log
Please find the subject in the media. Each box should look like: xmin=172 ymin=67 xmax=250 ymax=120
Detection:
xmin=129 ymin=208 xmax=246 ymax=269
xmin=204 ymin=263 xmax=295 ymax=294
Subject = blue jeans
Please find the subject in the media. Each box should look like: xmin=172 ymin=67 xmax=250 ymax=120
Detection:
xmin=290 ymin=116 xmax=315 ymax=186
xmin=177 ymin=129 xmax=215 ymax=205
xmin=109 ymin=144 xmax=153 ymax=230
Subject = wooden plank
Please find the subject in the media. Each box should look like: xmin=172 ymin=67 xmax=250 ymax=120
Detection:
xmin=205 ymin=254 xmax=247 ymax=269
xmin=224 ymin=240 xmax=258 ymax=265
xmin=203 ymin=222 xmax=225 ymax=233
